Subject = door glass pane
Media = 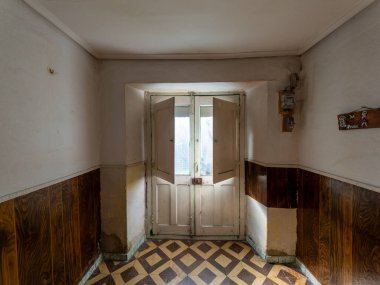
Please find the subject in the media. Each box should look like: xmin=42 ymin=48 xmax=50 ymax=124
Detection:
xmin=200 ymin=106 xmax=213 ymax=176
xmin=175 ymin=106 xmax=190 ymax=175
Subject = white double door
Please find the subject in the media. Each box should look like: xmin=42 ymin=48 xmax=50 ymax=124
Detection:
xmin=151 ymin=95 xmax=240 ymax=237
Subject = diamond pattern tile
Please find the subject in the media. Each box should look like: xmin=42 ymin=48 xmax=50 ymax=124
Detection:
xmin=86 ymin=240 xmax=309 ymax=285
xmin=173 ymin=249 xmax=204 ymax=274
xmin=198 ymin=268 xmax=216 ymax=283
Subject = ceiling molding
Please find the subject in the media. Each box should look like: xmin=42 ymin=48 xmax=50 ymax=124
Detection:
xmin=23 ymin=0 xmax=99 ymax=58
xmin=299 ymin=0 xmax=375 ymax=54
xmin=97 ymin=50 xmax=300 ymax=60
xmin=24 ymin=0 xmax=374 ymax=60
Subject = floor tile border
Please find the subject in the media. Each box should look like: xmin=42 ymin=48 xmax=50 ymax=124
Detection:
xmin=295 ymin=258 xmax=321 ymax=285
xmin=246 ymin=236 xmax=296 ymax=264
xmin=78 ymin=254 xmax=103 ymax=285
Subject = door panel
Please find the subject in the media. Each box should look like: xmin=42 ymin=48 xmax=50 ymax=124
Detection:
xmin=155 ymin=177 xmax=192 ymax=235
xmin=213 ymin=98 xmax=237 ymax=184
xmin=152 ymin=96 xmax=194 ymax=235
xmin=153 ymin=97 xmax=175 ymax=183
xmin=195 ymin=96 xmax=239 ymax=236
xmin=152 ymin=95 xmax=239 ymax=237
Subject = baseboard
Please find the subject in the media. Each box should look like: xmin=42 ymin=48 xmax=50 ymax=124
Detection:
xmin=295 ymin=258 xmax=321 ymax=285
xmin=148 ymin=235 xmax=244 ymax=241
xmin=78 ymin=254 xmax=103 ymax=285
xmin=102 ymin=252 xmax=128 ymax=261
xmin=103 ymin=234 xmax=146 ymax=261
xmin=246 ymin=236 xmax=295 ymax=264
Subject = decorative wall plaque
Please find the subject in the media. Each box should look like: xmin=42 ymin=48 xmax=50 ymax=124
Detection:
xmin=337 ymin=107 xmax=380 ymax=130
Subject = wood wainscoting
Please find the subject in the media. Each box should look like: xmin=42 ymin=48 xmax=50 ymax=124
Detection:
xmin=245 ymin=161 xmax=297 ymax=208
xmin=297 ymin=169 xmax=380 ymax=285
xmin=0 ymin=169 xmax=100 ymax=285
xmin=245 ymin=161 xmax=380 ymax=284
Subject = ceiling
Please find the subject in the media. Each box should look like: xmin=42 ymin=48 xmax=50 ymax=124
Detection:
xmin=25 ymin=0 xmax=374 ymax=59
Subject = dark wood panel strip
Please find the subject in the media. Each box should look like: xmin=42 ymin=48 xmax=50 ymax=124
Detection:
xmin=49 ymin=183 xmax=66 ymax=285
xmin=318 ymin=175 xmax=331 ymax=284
xmin=296 ymin=169 xmax=304 ymax=260
xmin=15 ymin=189 xmax=53 ymax=285
xmin=0 ymin=199 xmax=19 ymax=285
xmin=301 ymin=170 xmax=320 ymax=275
xmin=330 ymin=180 xmax=353 ymax=285
xmin=245 ymin=160 xmax=297 ymax=208
xmin=78 ymin=172 xmax=98 ymax=272
xmin=62 ymin=178 xmax=82 ymax=285
xmin=352 ymin=186 xmax=380 ymax=284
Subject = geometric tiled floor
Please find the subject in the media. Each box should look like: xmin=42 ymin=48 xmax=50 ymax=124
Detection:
xmin=86 ymin=240 xmax=311 ymax=285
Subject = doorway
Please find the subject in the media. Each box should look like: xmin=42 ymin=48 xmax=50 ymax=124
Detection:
xmin=147 ymin=93 xmax=244 ymax=238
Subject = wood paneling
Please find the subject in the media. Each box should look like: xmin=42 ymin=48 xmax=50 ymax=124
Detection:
xmin=49 ymin=183 xmax=66 ymax=285
xmin=0 ymin=169 xmax=100 ymax=285
xmin=267 ymin=167 xmax=297 ymax=208
xmin=301 ymin=171 xmax=320 ymax=275
xmin=62 ymin=178 xmax=82 ymax=285
xmin=78 ymin=173 xmax=97 ymax=272
xmin=352 ymin=185 xmax=380 ymax=285
xmin=93 ymin=169 xmax=101 ymax=249
xmin=297 ymin=169 xmax=380 ymax=285
xmin=15 ymin=189 xmax=53 ymax=285
xmin=0 ymin=200 xmax=19 ymax=285
xmin=245 ymin=161 xmax=297 ymax=208
xmin=318 ymin=176 xmax=331 ymax=285
xmin=330 ymin=180 xmax=353 ymax=285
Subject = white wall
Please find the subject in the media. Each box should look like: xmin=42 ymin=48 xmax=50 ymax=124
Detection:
xmin=125 ymin=86 xmax=145 ymax=164
xmin=267 ymin=208 xmax=297 ymax=256
xmin=245 ymin=82 xmax=298 ymax=165
xmin=0 ymin=0 xmax=100 ymax=199
xmin=246 ymin=196 xmax=267 ymax=254
xmin=245 ymin=82 xmax=268 ymax=162
xmin=299 ymin=1 xmax=380 ymax=190
xmin=127 ymin=163 xmax=145 ymax=248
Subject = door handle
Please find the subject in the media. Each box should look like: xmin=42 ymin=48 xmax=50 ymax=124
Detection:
xmin=195 ymin=162 xmax=198 ymax=173
xmin=192 ymin=178 xmax=203 ymax=185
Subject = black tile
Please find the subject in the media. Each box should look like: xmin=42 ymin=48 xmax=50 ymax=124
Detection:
xmin=166 ymin=241 xmax=181 ymax=252
xmin=211 ymin=240 xmax=228 ymax=247
xmin=229 ymin=243 xmax=244 ymax=254
xmin=198 ymin=242 xmax=212 ymax=254
xmin=198 ymin=268 xmax=217 ymax=284
xmin=120 ymin=267 xmax=139 ymax=282
xmin=277 ymin=269 xmax=297 ymax=285
xmin=177 ymin=276 xmax=197 ymax=285
xmin=237 ymin=268 xmax=256 ymax=284
xmin=159 ymin=267 xmax=177 ymax=283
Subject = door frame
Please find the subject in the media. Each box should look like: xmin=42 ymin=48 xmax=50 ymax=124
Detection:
xmin=144 ymin=91 xmax=246 ymax=240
